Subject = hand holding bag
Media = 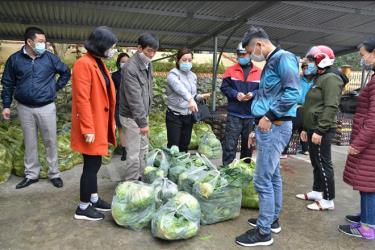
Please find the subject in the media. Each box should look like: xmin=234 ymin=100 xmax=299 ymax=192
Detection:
xmin=192 ymin=98 xmax=211 ymax=122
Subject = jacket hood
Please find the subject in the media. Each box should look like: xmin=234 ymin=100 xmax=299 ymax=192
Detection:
xmin=324 ymin=66 xmax=349 ymax=85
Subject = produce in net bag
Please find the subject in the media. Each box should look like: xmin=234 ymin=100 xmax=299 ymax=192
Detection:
xmin=152 ymin=177 xmax=179 ymax=207
xmin=111 ymin=181 xmax=156 ymax=230
xmin=151 ymin=191 xmax=201 ymax=240
xmin=192 ymin=168 xmax=242 ymax=225
xmin=144 ymin=149 xmax=170 ymax=184
xmin=197 ymin=133 xmax=222 ymax=159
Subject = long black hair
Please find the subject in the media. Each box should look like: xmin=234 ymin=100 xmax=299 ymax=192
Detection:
xmin=84 ymin=26 xmax=118 ymax=58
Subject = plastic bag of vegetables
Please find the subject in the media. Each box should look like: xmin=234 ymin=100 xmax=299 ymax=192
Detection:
xmin=151 ymin=191 xmax=201 ymax=240
xmin=167 ymin=151 xmax=192 ymax=184
xmin=112 ymin=181 xmax=156 ymax=230
xmin=144 ymin=149 xmax=170 ymax=184
xmin=152 ymin=177 xmax=179 ymax=207
xmin=0 ymin=144 xmax=12 ymax=184
xmin=235 ymin=161 xmax=258 ymax=209
xmin=197 ymin=133 xmax=222 ymax=159
xmin=192 ymin=169 xmax=242 ymax=225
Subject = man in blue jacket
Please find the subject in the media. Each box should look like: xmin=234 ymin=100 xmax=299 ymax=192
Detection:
xmin=235 ymin=25 xmax=300 ymax=247
xmin=220 ymin=42 xmax=261 ymax=166
xmin=1 ymin=27 xmax=71 ymax=189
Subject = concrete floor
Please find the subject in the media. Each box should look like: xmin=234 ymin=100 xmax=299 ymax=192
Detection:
xmin=0 ymin=145 xmax=374 ymax=250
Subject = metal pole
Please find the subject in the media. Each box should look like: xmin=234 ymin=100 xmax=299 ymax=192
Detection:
xmin=211 ymin=36 xmax=218 ymax=112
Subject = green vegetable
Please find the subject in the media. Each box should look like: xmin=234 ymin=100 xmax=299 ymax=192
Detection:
xmin=197 ymin=133 xmax=222 ymax=159
xmin=192 ymin=169 xmax=242 ymax=225
xmin=144 ymin=149 xmax=170 ymax=184
xmin=112 ymin=181 xmax=156 ymax=230
xmin=151 ymin=192 xmax=201 ymax=240
xmin=0 ymin=144 xmax=12 ymax=184
xmin=152 ymin=177 xmax=179 ymax=207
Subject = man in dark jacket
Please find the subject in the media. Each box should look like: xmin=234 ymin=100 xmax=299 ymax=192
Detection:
xmin=220 ymin=42 xmax=261 ymax=165
xmin=1 ymin=27 xmax=71 ymax=189
xmin=119 ymin=33 xmax=159 ymax=181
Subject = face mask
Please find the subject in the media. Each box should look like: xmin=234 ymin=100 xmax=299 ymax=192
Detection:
xmin=251 ymin=44 xmax=265 ymax=62
xmin=360 ymin=58 xmax=373 ymax=70
xmin=139 ymin=52 xmax=152 ymax=65
xmin=304 ymin=63 xmax=317 ymax=75
xmin=120 ymin=62 xmax=127 ymax=69
xmin=238 ymin=57 xmax=250 ymax=65
xmin=32 ymin=42 xmax=46 ymax=55
xmin=104 ymin=48 xmax=117 ymax=59
xmin=179 ymin=62 xmax=192 ymax=72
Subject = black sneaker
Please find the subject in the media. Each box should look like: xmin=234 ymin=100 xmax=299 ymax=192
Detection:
xmin=345 ymin=214 xmax=361 ymax=224
xmin=74 ymin=205 xmax=104 ymax=221
xmin=236 ymin=228 xmax=273 ymax=247
xmin=248 ymin=218 xmax=281 ymax=234
xmin=91 ymin=198 xmax=111 ymax=212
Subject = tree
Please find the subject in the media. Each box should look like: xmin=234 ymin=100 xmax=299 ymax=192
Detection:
xmin=334 ymin=52 xmax=361 ymax=71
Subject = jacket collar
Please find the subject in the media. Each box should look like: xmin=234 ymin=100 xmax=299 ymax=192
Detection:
xmin=21 ymin=45 xmax=45 ymax=59
xmin=134 ymin=52 xmax=149 ymax=71
xmin=86 ymin=52 xmax=111 ymax=100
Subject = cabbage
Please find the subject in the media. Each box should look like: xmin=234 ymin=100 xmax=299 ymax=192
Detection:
xmin=151 ymin=192 xmax=201 ymax=240
xmin=0 ymin=144 xmax=12 ymax=184
xmin=197 ymin=133 xmax=222 ymax=159
xmin=192 ymin=169 xmax=242 ymax=225
xmin=144 ymin=149 xmax=170 ymax=184
xmin=112 ymin=181 xmax=156 ymax=230
xmin=149 ymin=125 xmax=168 ymax=149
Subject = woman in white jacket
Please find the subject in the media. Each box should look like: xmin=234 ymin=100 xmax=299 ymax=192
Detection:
xmin=165 ymin=48 xmax=210 ymax=152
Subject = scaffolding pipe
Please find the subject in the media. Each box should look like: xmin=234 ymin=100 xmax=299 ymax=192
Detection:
xmin=211 ymin=36 xmax=218 ymax=112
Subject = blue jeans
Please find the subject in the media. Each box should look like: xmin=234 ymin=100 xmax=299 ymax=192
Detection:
xmin=254 ymin=121 xmax=292 ymax=234
xmin=361 ymin=192 xmax=375 ymax=228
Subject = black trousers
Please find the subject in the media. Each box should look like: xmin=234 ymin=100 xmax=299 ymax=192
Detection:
xmin=166 ymin=109 xmax=194 ymax=153
xmin=80 ymin=154 xmax=102 ymax=202
xmin=222 ymin=114 xmax=254 ymax=166
xmin=307 ymin=129 xmax=336 ymax=200
xmin=283 ymin=107 xmax=308 ymax=154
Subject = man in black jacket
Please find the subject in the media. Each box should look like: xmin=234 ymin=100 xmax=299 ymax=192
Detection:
xmin=1 ymin=27 xmax=71 ymax=189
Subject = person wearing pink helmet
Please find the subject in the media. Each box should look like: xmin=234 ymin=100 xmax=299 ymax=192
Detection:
xmin=296 ymin=45 xmax=349 ymax=211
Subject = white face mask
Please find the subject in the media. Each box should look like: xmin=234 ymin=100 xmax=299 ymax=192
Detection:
xmin=104 ymin=48 xmax=117 ymax=59
xmin=251 ymin=44 xmax=266 ymax=62
xmin=139 ymin=52 xmax=152 ymax=64
xmin=120 ymin=62 xmax=127 ymax=69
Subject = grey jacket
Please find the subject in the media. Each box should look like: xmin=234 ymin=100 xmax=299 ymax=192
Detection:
xmin=119 ymin=52 xmax=153 ymax=128
xmin=166 ymin=68 xmax=202 ymax=115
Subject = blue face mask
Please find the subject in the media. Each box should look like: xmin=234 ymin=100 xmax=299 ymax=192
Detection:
xmin=238 ymin=57 xmax=250 ymax=65
xmin=180 ymin=62 xmax=192 ymax=72
xmin=304 ymin=63 xmax=317 ymax=76
xmin=32 ymin=42 xmax=46 ymax=55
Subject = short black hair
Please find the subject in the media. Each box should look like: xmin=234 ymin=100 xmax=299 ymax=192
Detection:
xmin=24 ymin=26 xmax=45 ymax=43
xmin=116 ymin=52 xmax=130 ymax=70
xmin=138 ymin=32 xmax=159 ymax=50
xmin=358 ymin=37 xmax=375 ymax=53
xmin=242 ymin=25 xmax=270 ymax=48
xmin=84 ymin=26 xmax=118 ymax=58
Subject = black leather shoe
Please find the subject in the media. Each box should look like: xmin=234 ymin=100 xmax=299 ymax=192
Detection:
xmin=50 ymin=177 xmax=63 ymax=188
xmin=16 ymin=178 xmax=39 ymax=189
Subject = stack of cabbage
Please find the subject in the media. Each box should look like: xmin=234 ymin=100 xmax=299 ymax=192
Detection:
xmin=112 ymin=181 xmax=156 ymax=230
xmin=144 ymin=148 xmax=170 ymax=184
xmin=151 ymin=192 xmax=201 ymax=240
xmin=197 ymin=133 xmax=222 ymax=160
xmin=0 ymin=121 xmax=83 ymax=183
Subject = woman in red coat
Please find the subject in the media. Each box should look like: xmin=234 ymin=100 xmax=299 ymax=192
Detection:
xmin=71 ymin=26 xmax=117 ymax=221
xmin=339 ymin=38 xmax=375 ymax=240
